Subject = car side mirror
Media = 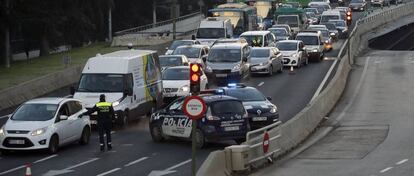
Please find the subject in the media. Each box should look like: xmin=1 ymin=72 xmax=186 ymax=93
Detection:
xmin=267 ymin=97 xmax=272 ymax=101
xmin=124 ymin=88 xmax=133 ymax=96
xmin=70 ymin=86 xmax=76 ymax=95
xmin=242 ymin=57 xmax=248 ymax=62
xmin=60 ymin=115 xmax=69 ymax=120
xmin=191 ymin=35 xmax=196 ymax=40
xmin=183 ymin=62 xmax=189 ymax=66
xmin=202 ymin=56 xmax=207 ymax=63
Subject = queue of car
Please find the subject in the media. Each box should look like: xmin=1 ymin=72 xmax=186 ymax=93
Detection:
xmin=0 ymin=1 xmax=355 ymax=153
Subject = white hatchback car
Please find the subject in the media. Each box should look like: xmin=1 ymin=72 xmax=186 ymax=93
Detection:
xmin=0 ymin=98 xmax=91 ymax=154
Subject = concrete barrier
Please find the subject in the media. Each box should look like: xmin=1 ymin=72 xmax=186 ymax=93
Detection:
xmin=197 ymin=2 xmax=414 ymax=175
xmin=0 ymin=66 xmax=83 ymax=111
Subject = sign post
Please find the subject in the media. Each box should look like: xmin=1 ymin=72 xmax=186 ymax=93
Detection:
xmin=183 ymin=95 xmax=206 ymax=176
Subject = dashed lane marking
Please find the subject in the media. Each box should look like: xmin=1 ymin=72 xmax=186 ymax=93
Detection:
xmin=65 ymin=158 xmax=100 ymax=170
xmin=124 ymin=157 xmax=149 ymax=167
xmin=34 ymin=154 xmax=58 ymax=163
xmin=258 ymin=82 xmax=264 ymax=87
xmin=165 ymin=159 xmax=192 ymax=171
xmin=396 ymin=159 xmax=409 ymax=165
xmin=379 ymin=167 xmax=393 ymax=173
xmin=96 ymin=168 xmax=121 ymax=176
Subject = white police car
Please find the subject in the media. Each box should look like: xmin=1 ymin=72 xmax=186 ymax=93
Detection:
xmin=149 ymin=94 xmax=249 ymax=148
xmin=0 ymin=98 xmax=90 ymax=154
xmin=218 ymin=84 xmax=279 ymax=129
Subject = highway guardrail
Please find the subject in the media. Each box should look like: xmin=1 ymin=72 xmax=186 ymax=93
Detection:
xmin=197 ymin=2 xmax=414 ymax=175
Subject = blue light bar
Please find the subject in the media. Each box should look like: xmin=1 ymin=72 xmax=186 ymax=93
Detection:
xmin=228 ymin=83 xmax=237 ymax=87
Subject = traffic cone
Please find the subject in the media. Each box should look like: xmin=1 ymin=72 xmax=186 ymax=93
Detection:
xmin=289 ymin=66 xmax=295 ymax=75
xmin=25 ymin=163 xmax=32 ymax=176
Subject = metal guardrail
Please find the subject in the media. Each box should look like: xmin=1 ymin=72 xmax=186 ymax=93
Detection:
xmin=245 ymin=121 xmax=282 ymax=165
xmin=114 ymin=11 xmax=202 ymax=36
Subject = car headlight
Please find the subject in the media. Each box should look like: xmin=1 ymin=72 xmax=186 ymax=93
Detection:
xmin=259 ymin=62 xmax=269 ymax=66
xmin=31 ymin=127 xmax=47 ymax=136
xmin=291 ymin=53 xmax=298 ymax=58
xmin=0 ymin=127 xmax=5 ymax=136
xmin=231 ymin=64 xmax=241 ymax=72
xmin=179 ymin=85 xmax=189 ymax=92
xmin=270 ymin=106 xmax=278 ymax=113
xmin=312 ymin=49 xmax=318 ymax=52
xmin=112 ymin=101 xmax=120 ymax=107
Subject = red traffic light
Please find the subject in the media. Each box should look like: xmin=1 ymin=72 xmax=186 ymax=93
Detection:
xmin=190 ymin=63 xmax=201 ymax=93
xmin=346 ymin=11 xmax=352 ymax=16
xmin=346 ymin=11 xmax=352 ymax=26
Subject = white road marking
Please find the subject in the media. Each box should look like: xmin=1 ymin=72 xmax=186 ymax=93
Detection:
xmin=396 ymin=159 xmax=409 ymax=165
xmin=121 ymin=144 xmax=133 ymax=147
xmin=96 ymin=168 xmax=121 ymax=176
xmin=165 ymin=159 xmax=191 ymax=171
xmin=310 ymin=59 xmax=338 ymax=102
xmin=0 ymin=165 xmax=25 ymax=175
xmin=380 ymin=167 xmax=393 ymax=173
xmin=34 ymin=154 xmax=58 ymax=163
xmin=65 ymin=158 xmax=99 ymax=170
xmin=124 ymin=157 xmax=149 ymax=167
xmin=334 ymin=56 xmax=371 ymax=123
xmin=243 ymin=74 xmax=249 ymax=79
xmin=258 ymin=82 xmax=264 ymax=87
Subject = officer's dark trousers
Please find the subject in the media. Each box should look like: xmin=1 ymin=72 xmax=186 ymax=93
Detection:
xmin=98 ymin=120 xmax=112 ymax=146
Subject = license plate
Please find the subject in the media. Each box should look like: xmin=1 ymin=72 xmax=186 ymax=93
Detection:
xmin=224 ymin=126 xmax=240 ymax=131
xmin=9 ymin=139 xmax=25 ymax=145
xmin=252 ymin=117 xmax=267 ymax=121
xmin=91 ymin=120 xmax=97 ymax=125
xmin=216 ymin=74 xmax=227 ymax=77
xmin=163 ymin=93 xmax=175 ymax=97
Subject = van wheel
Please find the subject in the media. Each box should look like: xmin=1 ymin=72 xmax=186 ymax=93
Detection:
xmin=195 ymin=129 xmax=206 ymax=149
xmin=79 ymin=126 xmax=91 ymax=145
xmin=119 ymin=112 xmax=129 ymax=128
xmin=48 ymin=135 xmax=59 ymax=154
xmin=150 ymin=125 xmax=164 ymax=142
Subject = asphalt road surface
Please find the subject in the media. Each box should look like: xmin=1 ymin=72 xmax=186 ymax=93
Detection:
xmin=0 ymin=11 xmax=366 ymax=176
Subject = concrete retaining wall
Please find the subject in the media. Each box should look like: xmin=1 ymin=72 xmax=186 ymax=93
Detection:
xmin=197 ymin=2 xmax=414 ymax=175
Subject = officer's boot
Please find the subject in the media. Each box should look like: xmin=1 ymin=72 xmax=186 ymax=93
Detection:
xmin=100 ymin=144 xmax=105 ymax=151
xmin=107 ymin=142 xmax=112 ymax=151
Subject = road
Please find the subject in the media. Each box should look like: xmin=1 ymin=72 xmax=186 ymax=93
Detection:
xmin=0 ymin=11 xmax=365 ymax=176
xmin=253 ymin=50 xmax=414 ymax=176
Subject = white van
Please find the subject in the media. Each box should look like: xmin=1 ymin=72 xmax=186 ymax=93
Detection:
xmin=320 ymin=10 xmax=342 ymax=24
xmin=72 ymin=50 xmax=163 ymax=127
xmin=196 ymin=17 xmax=234 ymax=46
xmin=240 ymin=31 xmax=276 ymax=47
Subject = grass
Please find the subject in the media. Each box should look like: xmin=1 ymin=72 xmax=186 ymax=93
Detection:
xmin=0 ymin=42 xmax=125 ymax=91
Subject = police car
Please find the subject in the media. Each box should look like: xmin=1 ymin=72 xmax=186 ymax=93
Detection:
xmin=149 ymin=94 xmax=249 ymax=148
xmin=218 ymin=84 xmax=279 ymax=129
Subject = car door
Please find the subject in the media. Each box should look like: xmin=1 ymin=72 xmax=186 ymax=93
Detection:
xmin=54 ymin=102 xmax=72 ymax=144
xmin=67 ymin=100 xmax=85 ymax=141
xmin=162 ymin=98 xmax=191 ymax=138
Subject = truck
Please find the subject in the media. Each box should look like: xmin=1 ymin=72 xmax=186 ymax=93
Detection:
xmin=274 ymin=7 xmax=308 ymax=35
xmin=71 ymin=49 xmax=163 ymax=127
xmin=196 ymin=17 xmax=234 ymax=47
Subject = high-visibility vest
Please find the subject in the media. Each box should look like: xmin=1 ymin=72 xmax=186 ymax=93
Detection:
xmin=96 ymin=102 xmax=112 ymax=113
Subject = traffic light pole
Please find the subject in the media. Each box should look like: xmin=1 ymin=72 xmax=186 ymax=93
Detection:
xmin=191 ymin=105 xmax=197 ymax=176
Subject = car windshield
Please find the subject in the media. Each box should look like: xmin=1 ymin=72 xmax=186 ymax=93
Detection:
xmin=320 ymin=30 xmax=329 ymax=37
xmin=325 ymin=23 xmax=337 ymax=30
xmin=321 ymin=15 xmax=339 ymax=23
xmin=269 ymin=29 xmax=287 ymax=36
xmin=297 ymin=36 xmax=319 ymax=45
xmin=11 ymin=104 xmax=57 ymax=121
xmin=160 ymin=56 xmax=183 ymax=67
xmin=78 ymin=74 xmax=126 ymax=92
xmin=277 ymin=16 xmax=299 ymax=27
xmin=272 ymin=25 xmax=289 ymax=32
xmin=162 ymin=68 xmax=189 ymax=80
xmin=331 ymin=21 xmax=345 ymax=27
xmin=241 ymin=35 xmax=263 ymax=47
xmin=169 ymin=41 xmax=194 ymax=50
xmin=276 ymin=42 xmax=298 ymax=51
xmin=211 ymin=100 xmax=244 ymax=114
xmin=196 ymin=28 xmax=225 ymax=39
xmin=207 ymin=49 xmax=241 ymax=62
xmin=172 ymin=47 xmax=201 ymax=58
xmin=226 ymin=88 xmax=266 ymax=101
xmin=351 ymin=0 xmax=363 ymax=2
xmin=250 ymin=49 xmax=269 ymax=57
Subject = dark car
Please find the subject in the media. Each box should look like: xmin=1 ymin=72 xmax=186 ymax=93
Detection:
xmin=349 ymin=0 xmax=367 ymax=11
xmin=218 ymin=84 xmax=279 ymax=130
xmin=149 ymin=94 xmax=249 ymax=148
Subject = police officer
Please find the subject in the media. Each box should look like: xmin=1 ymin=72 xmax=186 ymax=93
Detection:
xmin=82 ymin=94 xmax=114 ymax=151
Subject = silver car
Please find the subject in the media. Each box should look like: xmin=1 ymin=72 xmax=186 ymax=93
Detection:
xmin=249 ymin=47 xmax=284 ymax=76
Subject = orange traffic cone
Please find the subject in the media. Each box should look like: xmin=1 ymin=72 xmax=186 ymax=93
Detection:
xmin=289 ymin=66 xmax=295 ymax=75
xmin=25 ymin=163 xmax=32 ymax=176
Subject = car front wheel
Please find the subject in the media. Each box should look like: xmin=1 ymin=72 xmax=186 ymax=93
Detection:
xmin=48 ymin=135 xmax=59 ymax=154
xmin=79 ymin=126 xmax=91 ymax=145
xmin=195 ymin=129 xmax=205 ymax=149
xmin=150 ymin=125 xmax=164 ymax=142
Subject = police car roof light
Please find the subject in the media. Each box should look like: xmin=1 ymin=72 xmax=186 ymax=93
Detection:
xmin=227 ymin=83 xmax=246 ymax=88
